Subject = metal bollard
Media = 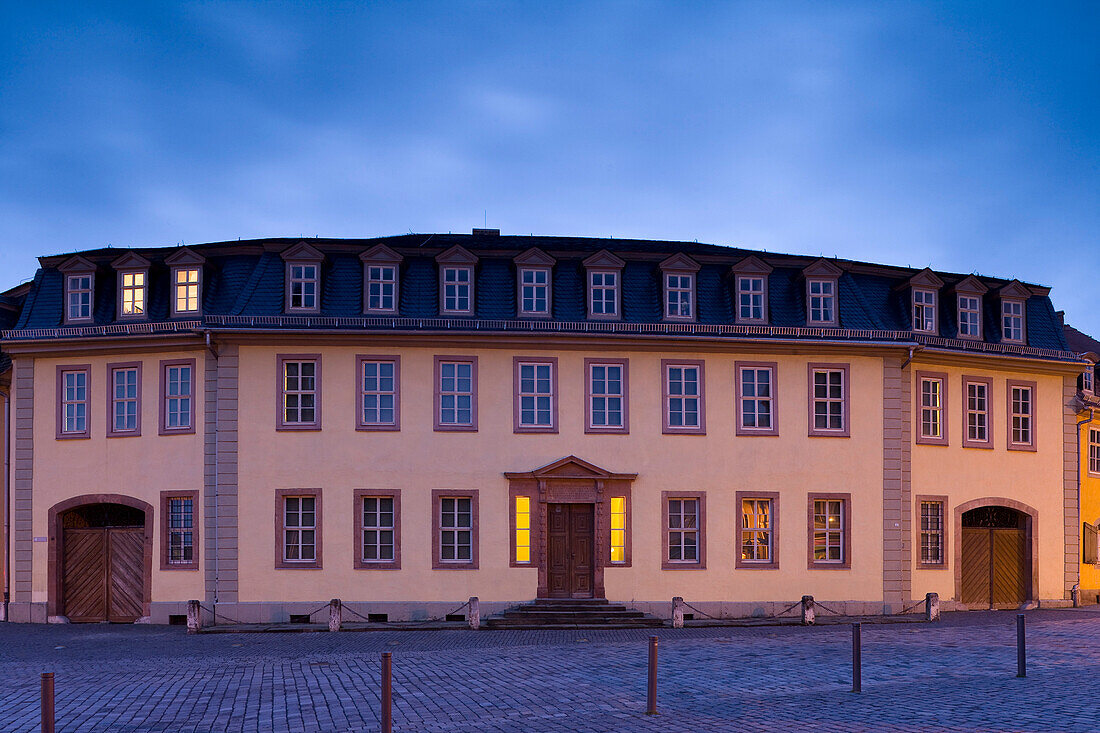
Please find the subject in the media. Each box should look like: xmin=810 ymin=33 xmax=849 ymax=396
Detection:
xmin=925 ymin=592 xmax=940 ymax=622
xmin=1016 ymin=614 xmax=1026 ymax=678
xmin=381 ymin=652 xmax=392 ymax=733
xmin=41 ymin=672 xmax=55 ymax=733
xmin=186 ymin=600 xmax=202 ymax=635
xmin=801 ymin=595 xmax=815 ymax=625
xmin=328 ymin=599 xmax=342 ymax=633
xmin=646 ymin=636 xmax=658 ymax=715
xmin=671 ymin=597 xmax=684 ymax=629
xmin=851 ymin=623 xmax=862 ymax=693
xmin=468 ymin=597 xmax=480 ymax=630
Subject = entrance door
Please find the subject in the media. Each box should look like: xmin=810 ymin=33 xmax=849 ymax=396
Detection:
xmin=61 ymin=504 xmax=147 ymax=622
xmin=546 ymin=503 xmax=595 ymax=598
xmin=960 ymin=506 xmax=1027 ymax=609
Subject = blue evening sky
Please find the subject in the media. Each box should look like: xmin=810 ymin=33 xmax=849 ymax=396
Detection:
xmin=1 ymin=2 xmax=1097 ymax=334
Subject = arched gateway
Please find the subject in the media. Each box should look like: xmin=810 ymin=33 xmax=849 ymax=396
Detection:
xmin=954 ymin=498 xmax=1037 ymax=609
xmin=48 ymin=495 xmax=153 ymax=622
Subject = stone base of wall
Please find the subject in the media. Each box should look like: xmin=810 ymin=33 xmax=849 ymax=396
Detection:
xmin=1077 ymin=589 xmax=1100 ymax=606
xmin=5 ymin=602 xmax=48 ymax=623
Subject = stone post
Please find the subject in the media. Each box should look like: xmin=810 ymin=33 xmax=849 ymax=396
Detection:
xmin=671 ymin=597 xmax=685 ymax=629
xmin=468 ymin=597 xmax=480 ymax=630
xmin=186 ymin=600 xmax=202 ymax=635
xmin=801 ymin=595 xmax=815 ymax=626
xmin=925 ymin=592 xmax=939 ymax=622
xmin=329 ymin=598 xmax=343 ymax=632
xmin=1072 ymin=585 xmax=1081 ymax=608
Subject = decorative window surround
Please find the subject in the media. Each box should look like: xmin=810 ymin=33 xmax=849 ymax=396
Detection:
xmin=275 ymin=489 xmax=322 ymax=569
xmin=731 ymin=255 xmax=772 ymax=325
xmin=803 ymin=258 xmax=843 ymax=327
xmin=735 ymin=361 xmax=779 ymax=436
xmin=807 ymin=363 xmax=850 ymax=437
xmin=106 ymin=361 xmax=142 ymax=437
xmin=662 ymin=359 xmax=706 ymax=435
xmin=436 ymin=244 xmax=478 ymax=316
xmin=916 ymin=495 xmax=947 ymax=567
xmin=55 ymin=364 xmax=91 ymax=439
xmin=961 ymin=375 xmax=994 ymax=449
xmin=584 ymin=358 xmax=629 ymax=434
xmin=276 ymin=354 xmax=322 ymax=431
xmin=513 ymin=357 xmax=558 ymax=433
xmin=661 ymin=491 xmax=706 ymax=569
xmin=112 ymin=252 xmax=151 ymax=321
xmin=60 ymin=255 xmax=97 ymax=324
xmin=159 ymin=358 xmax=196 ymax=435
xmin=360 ymin=244 xmax=403 ymax=314
xmin=1088 ymin=428 xmax=1100 ymax=477
xmin=515 ymin=248 xmax=555 ymax=318
xmin=583 ymin=250 xmax=625 ymax=320
xmin=904 ymin=268 xmax=944 ymax=335
xmin=282 ymin=241 xmax=324 ymax=313
xmin=432 ymin=489 xmax=479 ymax=569
xmin=1006 ymin=379 xmax=1037 ymax=451
xmin=952 ymin=276 xmax=988 ymax=340
xmin=915 ymin=370 xmax=948 ymax=446
xmin=354 ymin=489 xmax=401 ymax=569
xmin=355 ymin=355 xmax=400 ymax=431
xmin=660 ymin=253 xmax=700 ymax=322
xmin=434 ymin=356 xmax=478 ymax=431
xmin=1082 ymin=365 xmax=1095 ymax=395
xmin=807 ymin=492 xmax=851 ymax=569
xmin=165 ymin=247 xmax=205 ymax=318
xmin=160 ymin=490 xmax=199 ymax=570
xmin=735 ymin=491 xmax=779 ymax=569
xmin=998 ymin=281 xmax=1031 ymax=345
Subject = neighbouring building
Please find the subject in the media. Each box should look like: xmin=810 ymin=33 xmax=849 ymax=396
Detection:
xmin=1066 ymin=321 xmax=1100 ymax=602
xmin=0 ymin=231 xmax=1089 ymax=624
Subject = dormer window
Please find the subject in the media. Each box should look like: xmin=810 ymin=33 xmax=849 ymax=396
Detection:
xmin=514 ymin=248 xmax=555 ymax=318
xmin=913 ymin=290 xmax=936 ymax=333
xmin=360 ymin=244 xmax=403 ymax=314
xmin=583 ymin=250 xmax=625 ymax=320
xmin=436 ymin=244 xmax=478 ymax=316
xmin=997 ymin=281 xmax=1030 ymax=345
xmin=67 ymin=274 xmax=93 ymax=322
xmin=802 ymin=259 xmax=843 ymax=327
xmin=282 ymin=242 xmax=325 ymax=314
xmin=660 ymin=253 xmax=700 ymax=322
xmin=731 ymin=255 xmax=772 ymax=325
xmin=111 ymin=252 xmax=151 ymax=321
xmin=166 ymin=247 xmax=205 ymax=318
xmin=1083 ymin=365 xmax=1094 ymax=394
xmin=957 ymin=295 xmax=981 ymax=337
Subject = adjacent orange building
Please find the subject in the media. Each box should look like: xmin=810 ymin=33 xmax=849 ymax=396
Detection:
xmin=0 ymin=232 xmax=1089 ymax=623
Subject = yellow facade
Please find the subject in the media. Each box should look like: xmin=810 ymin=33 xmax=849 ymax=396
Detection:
xmin=1078 ymin=394 xmax=1100 ymax=598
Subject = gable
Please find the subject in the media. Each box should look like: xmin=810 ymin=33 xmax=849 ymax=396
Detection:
xmin=57 ymin=255 xmax=97 ymax=273
xmin=359 ymin=243 xmax=403 ymax=264
xmin=164 ymin=247 xmax=206 ymax=266
xmin=514 ymin=247 xmax=556 ymax=268
xmin=582 ymin=249 xmax=626 ymax=269
xmin=730 ymin=255 xmax=773 ymax=276
xmin=906 ymin=268 xmax=944 ymax=289
xmin=659 ymin=253 xmax=700 ymax=272
xmin=998 ymin=280 xmax=1032 ymax=300
xmin=503 ymin=454 xmax=637 ymax=480
xmin=952 ymin=275 xmax=989 ymax=295
xmin=435 ymin=244 xmax=478 ymax=265
xmin=110 ymin=251 xmax=152 ymax=270
xmin=802 ymin=258 xmax=844 ymax=279
xmin=281 ymin=241 xmax=325 ymax=262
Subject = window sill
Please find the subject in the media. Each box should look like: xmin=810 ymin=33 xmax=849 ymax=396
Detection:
xmin=160 ymin=563 xmax=200 ymax=571
xmin=735 ymin=561 xmax=779 ymax=570
xmin=56 ymin=434 xmax=90 ymax=441
xmin=515 ymin=425 xmax=558 ymax=434
xmin=354 ymin=561 xmax=401 ymax=570
xmin=434 ymin=424 xmax=478 ymax=432
xmin=356 ymin=424 xmax=400 ymax=432
xmin=1007 ymin=443 xmax=1037 ymax=453
xmin=433 ymin=562 xmax=478 ymax=570
xmin=661 ymin=562 xmax=705 ymax=570
xmin=275 ymin=562 xmax=322 ymax=570
xmin=808 ymin=561 xmax=851 ymax=570
xmin=276 ymin=424 xmax=322 ymax=432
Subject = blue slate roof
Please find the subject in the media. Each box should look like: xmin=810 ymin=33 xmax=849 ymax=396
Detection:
xmin=2 ymin=233 xmax=1072 ymax=354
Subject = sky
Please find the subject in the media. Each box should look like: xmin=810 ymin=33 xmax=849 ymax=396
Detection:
xmin=1 ymin=1 xmax=1097 ymax=334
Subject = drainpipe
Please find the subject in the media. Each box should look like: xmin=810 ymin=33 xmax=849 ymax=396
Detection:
xmin=1 ymin=384 xmax=9 ymax=621
xmin=203 ymin=330 xmax=220 ymax=608
xmin=900 ymin=344 xmax=922 ymax=371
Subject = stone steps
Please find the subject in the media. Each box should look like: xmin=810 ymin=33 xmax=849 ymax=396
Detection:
xmin=484 ymin=599 xmax=664 ymax=629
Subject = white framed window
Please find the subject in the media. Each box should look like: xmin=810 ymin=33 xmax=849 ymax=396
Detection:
xmin=164 ymin=363 xmax=193 ymax=431
xmin=665 ymin=273 xmax=694 ymax=319
xmin=120 ymin=271 xmax=146 ymax=317
xmin=60 ymin=368 xmax=89 ymax=436
xmin=1089 ymin=428 xmax=1100 ymax=476
xmin=736 ymin=363 xmax=776 ymax=434
xmin=1007 ymin=380 xmax=1035 ymax=450
xmin=587 ymin=360 xmax=626 ymax=431
xmin=1084 ymin=367 xmax=1095 ymax=394
xmin=919 ymin=499 xmax=945 ymax=565
xmin=283 ymin=495 xmax=317 ymax=563
xmin=663 ymin=361 xmax=704 ymax=433
xmin=808 ymin=364 xmax=848 ymax=436
xmin=740 ymin=498 xmax=773 ymax=563
xmin=358 ymin=358 xmax=398 ymax=429
xmin=913 ymin=289 xmax=936 ymax=333
xmin=516 ymin=359 xmax=556 ymax=431
xmin=437 ymin=358 xmax=476 ymax=429
xmin=173 ymin=267 xmax=201 ymax=314
xmin=109 ymin=365 xmax=140 ymax=435
xmin=278 ymin=357 xmax=320 ymax=429
xmin=519 ymin=268 xmax=550 ymax=316
xmin=737 ymin=276 xmax=765 ymax=322
xmin=807 ymin=279 xmax=836 ymax=324
xmin=957 ymin=295 xmax=981 ymax=338
xmin=442 ymin=267 xmax=473 ymax=313
xmin=366 ymin=265 xmax=398 ymax=312
xmin=963 ymin=377 xmax=992 ymax=447
xmin=811 ymin=498 xmax=845 ymax=564
xmin=666 ymin=498 xmax=699 ymax=563
xmin=916 ymin=373 xmax=947 ymax=445
xmin=589 ymin=270 xmax=619 ymax=317
xmin=361 ymin=496 xmax=395 ymax=563
xmin=288 ymin=264 xmax=319 ymax=311
xmin=66 ymin=274 xmax=93 ymax=322
xmin=1001 ymin=300 xmax=1024 ymax=343
xmin=439 ymin=496 xmax=473 ymax=563
xmin=166 ymin=496 xmax=196 ymax=566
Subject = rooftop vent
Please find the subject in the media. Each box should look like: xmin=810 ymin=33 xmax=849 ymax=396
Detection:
xmin=472 ymin=228 xmax=500 ymax=237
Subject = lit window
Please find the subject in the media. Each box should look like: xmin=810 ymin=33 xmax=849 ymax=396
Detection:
xmin=517 ymin=361 xmax=555 ymax=429
xmin=812 ymin=499 xmax=844 ymax=563
xmin=173 ymin=268 xmax=201 ymax=314
xmin=110 ymin=366 xmax=140 ymax=434
xmin=589 ymin=362 xmax=625 ymax=430
xmin=964 ymin=379 xmax=991 ymax=446
xmin=590 ymin=271 xmax=618 ymax=317
xmin=918 ymin=375 xmax=945 ymax=442
xmin=514 ymin=496 xmax=531 ymax=564
xmin=60 ymin=369 xmax=88 ymax=435
xmin=665 ymin=274 xmax=694 ymax=319
xmin=283 ymin=496 xmax=317 ymax=562
xmin=666 ymin=498 xmax=699 ymax=563
xmin=66 ymin=275 xmax=93 ymax=321
xmin=1002 ymin=300 xmax=1024 ymax=343
xmin=958 ymin=295 xmax=981 ymax=338
xmin=366 ymin=265 xmax=397 ymax=312
xmin=807 ymin=279 xmax=835 ymax=324
xmin=520 ymin=268 xmax=550 ymax=315
xmin=737 ymin=277 xmax=765 ymax=322
xmin=289 ymin=264 xmax=319 ymax=310
xmin=164 ymin=364 xmax=193 ymax=431
xmin=913 ymin=289 xmax=936 ymax=333
xmin=1089 ymin=429 xmax=1100 ymax=475
xmin=439 ymin=496 xmax=473 ymax=563
xmin=120 ymin=271 xmax=146 ymax=316
xmin=438 ymin=360 xmax=475 ymax=428
xmin=610 ymin=497 xmax=626 ymax=563
xmin=665 ymin=363 xmax=702 ymax=430
xmin=360 ymin=359 xmax=397 ymax=427
xmin=740 ymin=498 xmax=772 ymax=562
xmin=280 ymin=359 xmax=319 ymax=427
xmin=362 ymin=496 xmax=395 ymax=563
xmin=810 ymin=366 xmax=847 ymax=435
xmin=919 ymin=500 xmax=944 ymax=564
xmin=1008 ymin=382 xmax=1034 ymax=449
xmin=167 ymin=496 xmax=195 ymax=565
xmin=442 ymin=267 xmax=472 ymax=313
xmin=738 ymin=365 xmax=774 ymax=432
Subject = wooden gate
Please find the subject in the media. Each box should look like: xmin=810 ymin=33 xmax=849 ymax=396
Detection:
xmin=546 ymin=503 xmax=595 ymax=598
xmin=960 ymin=525 xmax=1026 ymax=609
xmin=62 ymin=525 xmax=146 ymax=623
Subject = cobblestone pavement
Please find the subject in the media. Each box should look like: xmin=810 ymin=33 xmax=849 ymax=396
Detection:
xmin=3 ymin=608 xmax=1100 ymax=732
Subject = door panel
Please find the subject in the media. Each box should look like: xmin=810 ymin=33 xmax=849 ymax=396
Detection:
xmin=569 ymin=505 xmax=594 ymax=598
xmin=991 ymin=529 xmax=1026 ymax=606
xmin=547 ymin=505 xmax=570 ymax=598
xmin=545 ymin=504 xmax=596 ymax=599
xmin=108 ymin=529 xmax=145 ymax=622
xmin=961 ymin=528 xmax=990 ymax=606
xmin=62 ymin=528 xmax=107 ymax=622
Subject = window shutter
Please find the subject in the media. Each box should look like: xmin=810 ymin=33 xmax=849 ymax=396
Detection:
xmin=1084 ymin=523 xmax=1098 ymax=565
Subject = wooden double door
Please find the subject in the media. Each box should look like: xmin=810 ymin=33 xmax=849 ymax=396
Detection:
xmin=62 ymin=527 xmax=146 ymax=622
xmin=546 ymin=503 xmax=595 ymax=598
xmin=961 ymin=526 xmax=1027 ymax=609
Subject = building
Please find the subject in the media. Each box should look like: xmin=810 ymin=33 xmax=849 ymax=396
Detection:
xmin=0 ymin=231 xmax=1087 ymax=624
xmin=1065 ymin=322 xmax=1100 ymax=602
